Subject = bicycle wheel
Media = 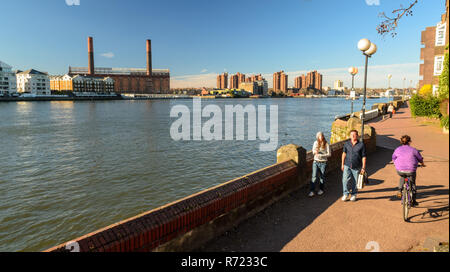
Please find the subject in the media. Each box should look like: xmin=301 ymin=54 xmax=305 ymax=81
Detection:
xmin=402 ymin=186 xmax=409 ymax=221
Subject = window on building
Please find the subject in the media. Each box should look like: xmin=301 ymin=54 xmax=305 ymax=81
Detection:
xmin=432 ymin=85 xmax=439 ymax=96
xmin=434 ymin=55 xmax=445 ymax=76
xmin=435 ymin=23 xmax=447 ymax=46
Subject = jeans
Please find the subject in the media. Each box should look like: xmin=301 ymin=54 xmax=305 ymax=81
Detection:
xmin=397 ymin=171 xmax=417 ymax=201
xmin=310 ymin=161 xmax=327 ymax=192
xmin=342 ymin=165 xmax=360 ymax=197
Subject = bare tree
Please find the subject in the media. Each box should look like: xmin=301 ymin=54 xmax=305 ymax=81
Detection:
xmin=377 ymin=0 xmax=419 ymax=37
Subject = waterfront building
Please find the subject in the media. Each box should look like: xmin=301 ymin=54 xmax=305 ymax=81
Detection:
xmin=237 ymin=72 xmax=245 ymax=87
xmin=0 ymin=61 xmax=17 ymax=95
xmin=305 ymin=70 xmax=322 ymax=91
xmin=334 ymin=80 xmax=345 ymax=91
xmin=50 ymin=74 xmax=115 ymax=94
xmin=217 ymin=72 xmax=228 ymax=89
xmin=230 ymin=74 xmax=239 ymax=89
xmin=69 ymin=37 xmax=170 ymax=94
xmin=16 ymin=69 xmax=50 ymax=95
xmin=49 ymin=74 xmax=74 ymax=92
xmin=419 ymin=0 xmax=449 ymax=94
xmin=273 ymin=71 xmax=288 ymax=93
xmin=255 ymin=80 xmax=268 ymax=96
xmin=240 ymin=81 xmax=257 ymax=94
xmin=294 ymin=75 xmax=304 ymax=89
xmin=245 ymin=74 xmax=264 ymax=83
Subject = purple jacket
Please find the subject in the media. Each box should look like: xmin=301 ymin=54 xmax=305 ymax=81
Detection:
xmin=392 ymin=145 xmax=423 ymax=172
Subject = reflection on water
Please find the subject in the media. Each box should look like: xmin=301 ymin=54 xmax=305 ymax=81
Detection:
xmin=0 ymin=98 xmax=388 ymax=251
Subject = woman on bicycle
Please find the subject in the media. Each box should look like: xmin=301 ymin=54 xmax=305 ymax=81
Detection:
xmin=392 ymin=135 xmax=425 ymax=206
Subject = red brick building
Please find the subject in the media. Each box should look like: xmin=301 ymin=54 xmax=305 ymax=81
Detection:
xmin=273 ymin=71 xmax=288 ymax=93
xmin=230 ymin=74 xmax=239 ymax=89
xmin=216 ymin=72 xmax=228 ymax=89
xmin=237 ymin=72 xmax=245 ymax=87
xmin=245 ymin=74 xmax=263 ymax=83
xmin=419 ymin=0 xmax=449 ymax=93
xmin=294 ymin=75 xmax=306 ymax=89
xmin=305 ymin=70 xmax=322 ymax=91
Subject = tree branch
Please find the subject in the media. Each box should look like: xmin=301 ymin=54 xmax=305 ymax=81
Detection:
xmin=377 ymin=0 xmax=418 ymax=38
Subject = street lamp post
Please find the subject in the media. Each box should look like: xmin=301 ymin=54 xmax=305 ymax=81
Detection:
xmin=403 ymin=77 xmax=406 ymax=98
xmin=348 ymin=67 xmax=358 ymax=114
xmin=358 ymin=38 xmax=377 ymax=141
xmin=387 ymin=74 xmax=392 ymax=103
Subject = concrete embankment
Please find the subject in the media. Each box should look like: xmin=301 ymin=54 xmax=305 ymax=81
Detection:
xmin=0 ymin=96 xmax=123 ymax=102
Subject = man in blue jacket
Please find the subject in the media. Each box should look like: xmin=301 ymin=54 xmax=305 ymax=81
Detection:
xmin=341 ymin=130 xmax=367 ymax=202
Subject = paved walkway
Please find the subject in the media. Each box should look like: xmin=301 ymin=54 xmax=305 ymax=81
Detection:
xmin=200 ymin=103 xmax=449 ymax=252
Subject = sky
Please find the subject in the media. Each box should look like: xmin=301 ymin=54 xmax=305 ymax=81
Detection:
xmin=0 ymin=0 xmax=446 ymax=89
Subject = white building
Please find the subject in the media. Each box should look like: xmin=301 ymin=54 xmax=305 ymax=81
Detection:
xmin=384 ymin=89 xmax=396 ymax=97
xmin=334 ymin=80 xmax=345 ymax=91
xmin=16 ymin=69 xmax=51 ymax=95
xmin=0 ymin=61 xmax=17 ymax=95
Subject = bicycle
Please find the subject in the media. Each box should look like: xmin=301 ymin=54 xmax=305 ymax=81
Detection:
xmin=400 ymin=165 xmax=424 ymax=222
xmin=401 ymin=174 xmax=413 ymax=222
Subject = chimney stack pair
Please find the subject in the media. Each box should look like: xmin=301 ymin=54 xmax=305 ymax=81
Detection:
xmin=87 ymin=37 xmax=152 ymax=77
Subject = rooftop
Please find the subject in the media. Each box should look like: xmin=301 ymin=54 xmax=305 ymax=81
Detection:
xmin=69 ymin=67 xmax=170 ymax=76
xmin=17 ymin=69 xmax=48 ymax=75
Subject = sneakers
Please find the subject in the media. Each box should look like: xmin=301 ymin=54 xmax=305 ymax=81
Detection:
xmin=342 ymin=195 xmax=356 ymax=202
xmin=309 ymin=190 xmax=324 ymax=197
xmin=412 ymin=201 xmax=419 ymax=207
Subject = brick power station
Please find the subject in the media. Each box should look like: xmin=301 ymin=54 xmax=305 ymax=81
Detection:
xmin=68 ymin=37 xmax=170 ymax=94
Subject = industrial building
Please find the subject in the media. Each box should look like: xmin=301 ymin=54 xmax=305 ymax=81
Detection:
xmin=68 ymin=37 xmax=170 ymax=94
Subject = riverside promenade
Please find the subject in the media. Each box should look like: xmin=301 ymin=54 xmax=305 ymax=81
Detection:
xmin=200 ymin=102 xmax=449 ymax=252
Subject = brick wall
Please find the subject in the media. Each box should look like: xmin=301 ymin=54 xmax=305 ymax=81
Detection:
xmin=45 ymin=160 xmax=299 ymax=252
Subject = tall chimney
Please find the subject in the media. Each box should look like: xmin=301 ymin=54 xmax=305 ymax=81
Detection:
xmin=88 ymin=36 xmax=95 ymax=75
xmin=146 ymin=39 xmax=152 ymax=77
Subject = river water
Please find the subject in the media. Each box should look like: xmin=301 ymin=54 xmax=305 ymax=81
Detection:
xmin=0 ymin=97 xmax=388 ymax=251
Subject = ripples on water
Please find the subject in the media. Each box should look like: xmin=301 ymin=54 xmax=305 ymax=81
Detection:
xmin=0 ymin=98 xmax=387 ymax=251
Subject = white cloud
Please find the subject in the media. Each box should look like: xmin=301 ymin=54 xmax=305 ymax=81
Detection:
xmin=365 ymin=0 xmax=380 ymax=6
xmin=200 ymin=69 xmax=208 ymax=73
xmin=100 ymin=52 xmax=115 ymax=59
xmin=170 ymin=63 xmax=420 ymax=89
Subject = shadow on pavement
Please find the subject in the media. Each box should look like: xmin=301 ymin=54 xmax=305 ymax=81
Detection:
xmin=198 ymin=142 xmax=447 ymax=252
xmin=376 ymin=135 xmax=401 ymax=150
xmin=197 ymin=168 xmax=346 ymax=252
xmin=199 ymin=147 xmax=398 ymax=252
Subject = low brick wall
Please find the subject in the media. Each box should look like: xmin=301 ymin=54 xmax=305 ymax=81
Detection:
xmin=45 ymin=131 xmax=376 ymax=253
xmin=372 ymin=99 xmax=407 ymax=113
xmin=45 ymin=161 xmax=299 ymax=252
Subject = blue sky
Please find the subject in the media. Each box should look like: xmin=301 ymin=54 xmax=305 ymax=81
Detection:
xmin=0 ymin=0 xmax=446 ymax=88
